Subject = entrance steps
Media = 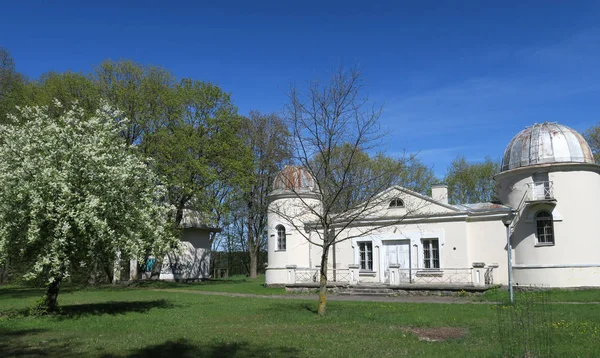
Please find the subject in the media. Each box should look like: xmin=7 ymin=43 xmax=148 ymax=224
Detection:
xmin=338 ymin=286 xmax=395 ymax=296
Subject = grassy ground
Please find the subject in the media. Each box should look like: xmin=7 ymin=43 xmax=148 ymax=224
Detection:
xmin=1 ymin=281 xmax=599 ymax=357
xmin=126 ymin=275 xmax=286 ymax=295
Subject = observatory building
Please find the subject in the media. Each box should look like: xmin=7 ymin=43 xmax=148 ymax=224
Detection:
xmin=266 ymin=122 xmax=600 ymax=289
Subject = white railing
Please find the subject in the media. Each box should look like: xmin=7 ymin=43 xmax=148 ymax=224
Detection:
xmin=527 ymin=181 xmax=554 ymax=201
xmin=290 ymin=265 xmax=495 ymax=286
xmin=295 ymin=268 xmax=353 ymax=284
xmin=399 ymin=268 xmax=474 ymax=285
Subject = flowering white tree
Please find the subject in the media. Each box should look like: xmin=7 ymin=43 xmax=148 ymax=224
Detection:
xmin=0 ymin=101 xmax=178 ymax=312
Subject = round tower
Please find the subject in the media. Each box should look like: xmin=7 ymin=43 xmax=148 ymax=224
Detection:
xmin=265 ymin=166 xmax=321 ymax=285
xmin=496 ymin=122 xmax=600 ymax=287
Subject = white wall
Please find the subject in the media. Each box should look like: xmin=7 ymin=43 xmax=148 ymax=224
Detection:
xmin=498 ymin=165 xmax=600 ymax=287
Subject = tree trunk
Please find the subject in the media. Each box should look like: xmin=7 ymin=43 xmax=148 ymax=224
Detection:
xmin=41 ymin=278 xmax=62 ymax=314
xmin=318 ymin=245 xmax=330 ymax=316
xmin=247 ymin=214 xmax=258 ymax=279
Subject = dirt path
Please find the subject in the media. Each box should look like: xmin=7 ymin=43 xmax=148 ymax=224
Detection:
xmin=147 ymin=288 xmax=486 ymax=304
xmin=147 ymin=288 xmax=600 ymax=305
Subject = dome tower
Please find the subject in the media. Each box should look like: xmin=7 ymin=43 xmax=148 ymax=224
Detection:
xmin=496 ymin=122 xmax=600 ymax=287
xmin=265 ymin=166 xmax=322 ymax=285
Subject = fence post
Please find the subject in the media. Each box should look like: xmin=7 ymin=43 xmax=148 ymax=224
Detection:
xmin=388 ymin=264 xmax=401 ymax=285
xmin=472 ymin=262 xmax=486 ymax=287
xmin=348 ymin=264 xmax=360 ymax=285
xmin=487 ymin=263 xmax=499 ymax=285
xmin=286 ymin=265 xmax=297 ymax=284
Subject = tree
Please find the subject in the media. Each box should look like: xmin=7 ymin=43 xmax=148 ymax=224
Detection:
xmin=95 ymin=59 xmax=179 ymax=146
xmin=26 ymin=71 xmax=101 ymax=117
xmin=143 ymin=79 xmax=252 ymax=246
xmin=278 ymin=67 xmax=415 ymax=315
xmin=0 ymin=101 xmax=178 ymax=312
xmin=0 ymin=47 xmax=26 ymax=121
xmin=240 ymin=111 xmax=291 ymax=278
xmin=313 ymin=145 xmax=437 ymax=213
xmin=583 ymin=125 xmax=600 ymax=163
xmin=444 ymin=156 xmax=499 ymax=204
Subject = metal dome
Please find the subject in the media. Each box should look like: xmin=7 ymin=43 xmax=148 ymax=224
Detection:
xmin=501 ymin=122 xmax=594 ymax=172
xmin=272 ymin=166 xmax=319 ymax=194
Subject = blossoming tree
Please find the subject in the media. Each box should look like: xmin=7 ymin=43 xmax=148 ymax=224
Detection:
xmin=0 ymin=101 xmax=178 ymax=312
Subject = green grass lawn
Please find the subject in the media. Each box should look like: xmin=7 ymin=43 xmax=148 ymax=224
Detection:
xmin=126 ymin=275 xmax=286 ymax=295
xmin=1 ymin=283 xmax=599 ymax=357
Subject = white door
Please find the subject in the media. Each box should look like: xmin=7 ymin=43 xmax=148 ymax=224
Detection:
xmin=383 ymin=240 xmax=410 ymax=283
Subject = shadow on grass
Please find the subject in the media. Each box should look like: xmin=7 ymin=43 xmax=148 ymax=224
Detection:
xmin=58 ymin=299 xmax=174 ymax=318
xmin=0 ymin=286 xmax=78 ymax=300
xmin=0 ymin=328 xmax=75 ymax=357
xmin=262 ymin=301 xmax=319 ymax=315
xmin=1 ymin=299 xmax=174 ymax=319
xmin=128 ymin=278 xmax=257 ymax=289
xmin=102 ymin=339 xmax=301 ymax=358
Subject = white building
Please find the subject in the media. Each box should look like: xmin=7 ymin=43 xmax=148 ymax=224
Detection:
xmin=266 ymin=122 xmax=600 ymax=289
xmin=119 ymin=210 xmax=217 ymax=282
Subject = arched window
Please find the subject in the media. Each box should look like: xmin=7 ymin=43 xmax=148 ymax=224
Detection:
xmin=389 ymin=198 xmax=404 ymax=208
xmin=276 ymin=225 xmax=286 ymax=251
xmin=535 ymin=211 xmax=554 ymax=245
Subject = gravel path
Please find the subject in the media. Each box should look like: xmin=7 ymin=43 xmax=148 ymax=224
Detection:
xmin=148 ymin=288 xmax=600 ymax=305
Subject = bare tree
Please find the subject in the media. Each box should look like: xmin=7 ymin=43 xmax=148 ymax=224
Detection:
xmin=241 ymin=111 xmax=292 ymax=278
xmin=276 ymin=66 xmax=425 ymax=315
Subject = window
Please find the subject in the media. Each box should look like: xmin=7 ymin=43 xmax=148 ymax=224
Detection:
xmin=276 ymin=225 xmax=286 ymax=251
xmin=422 ymin=239 xmax=440 ymax=269
xmin=358 ymin=242 xmax=373 ymax=271
xmin=535 ymin=211 xmax=554 ymax=245
xmin=389 ymin=198 xmax=404 ymax=208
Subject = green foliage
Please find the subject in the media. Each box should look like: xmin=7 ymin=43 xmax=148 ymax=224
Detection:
xmin=583 ymin=124 xmax=600 ymax=163
xmin=0 ymin=47 xmax=27 ymax=122
xmin=26 ymin=71 xmax=100 ymax=117
xmin=143 ymin=79 xmax=253 ymax=229
xmin=94 ymin=59 xmax=180 ymax=146
xmin=312 ymin=144 xmax=436 ymax=212
xmin=0 ymin=101 xmax=178 ymax=307
xmin=444 ymin=156 xmax=500 ymax=204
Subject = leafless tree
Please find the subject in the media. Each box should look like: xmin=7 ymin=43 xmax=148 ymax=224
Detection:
xmin=276 ymin=66 xmax=428 ymax=315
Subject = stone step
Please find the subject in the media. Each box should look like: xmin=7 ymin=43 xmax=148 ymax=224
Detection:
xmin=339 ymin=288 xmax=394 ymax=295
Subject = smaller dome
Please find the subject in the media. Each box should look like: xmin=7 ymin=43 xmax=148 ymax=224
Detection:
xmin=272 ymin=166 xmax=319 ymax=195
xmin=501 ymin=122 xmax=595 ymax=172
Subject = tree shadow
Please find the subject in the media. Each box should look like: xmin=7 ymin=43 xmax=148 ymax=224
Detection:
xmin=0 ymin=286 xmax=78 ymax=300
xmin=0 ymin=328 xmax=75 ymax=357
xmin=57 ymin=299 xmax=174 ymax=319
xmin=2 ymin=299 xmax=174 ymax=319
xmin=262 ymin=301 xmax=319 ymax=315
xmin=102 ymin=339 xmax=301 ymax=358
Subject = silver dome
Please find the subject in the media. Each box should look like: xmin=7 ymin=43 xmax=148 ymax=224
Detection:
xmin=501 ymin=122 xmax=594 ymax=172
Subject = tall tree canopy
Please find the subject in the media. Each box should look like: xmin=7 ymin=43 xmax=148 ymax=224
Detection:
xmin=444 ymin=156 xmax=499 ymax=205
xmin=313 ymin=145 xmax=436 ymax=213
xmin=143 ymin=79 xmax=252 ymax=233
xmin=95 ymin=59 xmax=180 ymax=146
xmin=583 ymin=124 xmax=600 ymax=163
xmin=0 ymin=47 xmax=27 ymax=121
xmin=0 ymin=101 xmax=178 ymax=312
xmin=239 ymin=111 xmax=291 ymax=278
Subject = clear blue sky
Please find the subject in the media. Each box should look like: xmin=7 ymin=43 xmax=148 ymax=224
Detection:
xmin=2 ymin=1 xmax=599 ymax=177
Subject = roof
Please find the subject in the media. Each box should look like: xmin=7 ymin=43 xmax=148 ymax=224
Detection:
xmin=501 ymin=122 xmax=594 ymax=172
xmin=271 ymin=165 xmax=319 ymax=195
xmin=180 ymin=209 xmax=221 ymax=231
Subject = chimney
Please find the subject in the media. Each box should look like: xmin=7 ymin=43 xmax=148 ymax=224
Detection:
xmin=431 ymin=184 xmax=448 ymax=205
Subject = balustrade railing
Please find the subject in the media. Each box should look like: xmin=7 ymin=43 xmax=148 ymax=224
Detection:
xmin=295 ymin=268 xmax=353 ymax=283
xmin=402 ymin=268 xmax=474 ymax=285
xmin=293 ymin=266 xmax=495 ymax=286
xmin=527 ymin=181 xmax=554 ymax=201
